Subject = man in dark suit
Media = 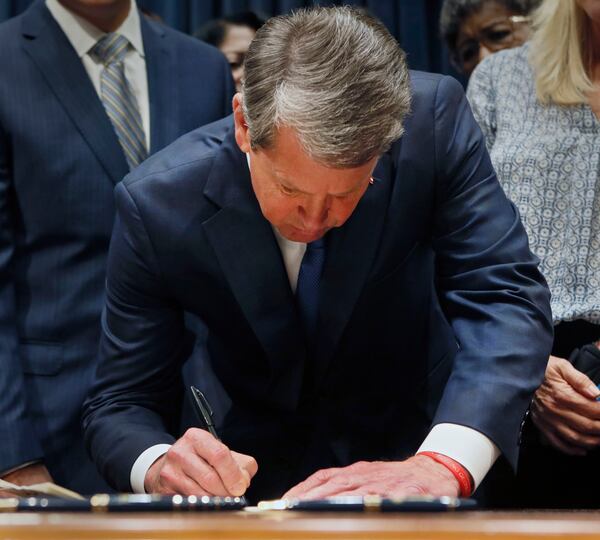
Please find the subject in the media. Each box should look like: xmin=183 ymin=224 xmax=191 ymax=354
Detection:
xmin=83 ymin=6 xmax=553 ymax=502
xmin=0 ymin=0 xmax=234 ymax=493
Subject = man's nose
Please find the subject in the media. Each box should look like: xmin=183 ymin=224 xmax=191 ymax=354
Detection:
xmin=299 ymin=198 xmax=329 ymax=227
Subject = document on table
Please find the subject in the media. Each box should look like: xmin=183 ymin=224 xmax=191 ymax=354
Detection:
xmin=0 ymin=478 xmax=84 ymax=500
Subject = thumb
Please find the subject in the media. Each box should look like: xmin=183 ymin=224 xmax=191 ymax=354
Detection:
xmin=556 ymin=359 xmax=600 ymax=400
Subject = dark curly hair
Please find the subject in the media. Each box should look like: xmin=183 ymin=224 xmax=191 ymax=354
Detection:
xmin=439 ymin=0 xmax=541 ymax=54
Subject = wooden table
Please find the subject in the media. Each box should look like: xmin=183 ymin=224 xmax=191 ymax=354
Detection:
xmin=2 ymin=511 xmax=600 ymax=539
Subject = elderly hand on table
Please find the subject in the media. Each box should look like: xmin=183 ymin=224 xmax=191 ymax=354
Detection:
xmin=531 ymin=354 xmax=600 ymax=455
xmin=144 ymin=428 xmax=258 ymax=497
xmin=282 ymin=455 xmax=460 ymax=500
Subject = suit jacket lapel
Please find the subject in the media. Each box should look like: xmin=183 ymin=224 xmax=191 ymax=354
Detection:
xmin=141 ymin=17 xmax=175 ymax=153
xmin=202 ymin=130 xmax=307 ymax=411
xmin=313 ymin=153 xmax=394 ymax=386
xmin=21 ymin=1 xmax=128 ymax=185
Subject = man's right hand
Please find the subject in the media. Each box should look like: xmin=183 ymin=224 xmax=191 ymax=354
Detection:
xmin=144 ymin=428 xmax=258 ymax=496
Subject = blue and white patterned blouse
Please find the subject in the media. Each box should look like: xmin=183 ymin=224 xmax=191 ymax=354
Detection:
xmin=467 ymin=44 xmax=600 ymax=324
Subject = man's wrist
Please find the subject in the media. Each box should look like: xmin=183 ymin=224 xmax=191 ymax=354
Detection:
xmin=131 ymin=444 xmax=171 ymax=494
xmin=416 ymin=451 xmax=473 ymax=497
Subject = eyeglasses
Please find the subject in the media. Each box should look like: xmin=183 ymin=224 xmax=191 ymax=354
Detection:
xmin=453 ymin=15 xmax=531 ymax=72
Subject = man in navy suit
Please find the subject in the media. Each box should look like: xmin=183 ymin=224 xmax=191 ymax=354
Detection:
xmin=83 ymin=7 xmax=553 ymax=501
xmin=0 ymin=0 xmax=233 ymax=493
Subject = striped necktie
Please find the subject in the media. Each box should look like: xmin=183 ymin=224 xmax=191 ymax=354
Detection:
xmin=90 ymin=33 xmax=147 ymax=170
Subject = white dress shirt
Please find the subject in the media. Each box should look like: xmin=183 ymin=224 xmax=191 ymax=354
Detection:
xmin=130 ymin=156 xmax=501 ymax=494
xmin=45 ymin=0 xmax=150 ymax=150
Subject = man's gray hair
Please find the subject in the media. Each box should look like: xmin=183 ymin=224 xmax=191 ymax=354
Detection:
xmin=242 ymin=6 xmax=411 ymax=168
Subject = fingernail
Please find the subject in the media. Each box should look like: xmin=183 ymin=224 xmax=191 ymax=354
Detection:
xmin=588 ymin=385 xmax=600 ymax=399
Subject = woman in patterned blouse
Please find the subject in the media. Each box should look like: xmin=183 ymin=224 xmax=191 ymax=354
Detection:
xmin=468 ymin=0 xmax=600 ymax=508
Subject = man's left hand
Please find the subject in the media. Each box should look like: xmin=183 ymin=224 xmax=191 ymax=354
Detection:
xmin=282 ymin=455 xmax=460 ymax=500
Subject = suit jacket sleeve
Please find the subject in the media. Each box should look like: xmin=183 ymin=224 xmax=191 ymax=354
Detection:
xmin=82 ymin=181 xmax=190 ymax=491
xmin=0 ymin=121 xmax=45 ymax=472
xmin=429 ymin=76 xmax=552 ymax=468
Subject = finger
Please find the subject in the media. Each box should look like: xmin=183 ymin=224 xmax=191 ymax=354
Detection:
xmin=188 ymin=430 xmax=248 ymax=496
xmin=232 ymin=451 xmax=259 ymax=478
xmin=286 ymin=472 xmax=357 ymax=501
xmin=538 ymin=405 xmax=600 ymax=441
xmin=543 ymin=391 xmax=600 ymax=423
xmin=324 ymin=490 xmax=368 ymax=498
xmin=181 ymin=455 xmax=230 ymax=496
xmin=545 ymin=415 xmax=600 ymax=450
xmin=155 ymin=462 xmax=214 ymax=496
xmin=533 ymin=412 xmax=588 ymax=456
xmin=555 ymin=360 xmax=600 ymax=400
xmin=152 ymin=441 xmax=229 ymax=496
xmin=543 ymin=429 xmax=587 ymax=456
xmin=535 ymin=383 xmax=600 ymax=422
xmin=283 ymin=468 xmax=335 ymax=499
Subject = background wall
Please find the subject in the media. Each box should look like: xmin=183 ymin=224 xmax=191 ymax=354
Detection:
xmin=0 ymin=0 xmax=461 ymax=80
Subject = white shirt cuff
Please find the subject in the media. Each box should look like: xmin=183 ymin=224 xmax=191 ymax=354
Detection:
xmin=130 ymin=444 xmax=172 ymax=494
xmin=417 ymin=423 xmax=500 ymax=490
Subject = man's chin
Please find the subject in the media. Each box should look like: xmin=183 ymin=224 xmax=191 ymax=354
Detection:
xmin=278 ymin=226 xmax=328 ymax=244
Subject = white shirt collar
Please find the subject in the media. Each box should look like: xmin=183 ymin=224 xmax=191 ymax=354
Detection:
xmin=45 ymin=0 xmax=145 ymax=59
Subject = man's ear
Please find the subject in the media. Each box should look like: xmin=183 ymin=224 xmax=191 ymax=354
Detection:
xmin=233 ymin=93 xmax=251 ymax=153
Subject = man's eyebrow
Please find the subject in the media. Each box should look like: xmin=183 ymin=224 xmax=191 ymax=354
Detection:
xmin=332 ymin=185 xmax=361 ymax=197
xmin=332 ymin=177 xmax=372 ymax=197
xmin=273 ymin=171 xmax=309 ymax=193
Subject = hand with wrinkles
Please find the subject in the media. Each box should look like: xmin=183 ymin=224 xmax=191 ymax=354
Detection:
xmin=144 ymin=428 xmax=258 ymax=496
xmin=531 ymin=355 xmax=600 ymax=455
xmin=283 ymin=455 xmax=460 ymax=500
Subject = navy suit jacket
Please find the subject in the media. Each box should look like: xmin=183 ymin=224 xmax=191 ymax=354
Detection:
xmin=83 ymin=73 xmax=553 ymax=501
xmin=0 ymin=0 xmax=234 ymax=493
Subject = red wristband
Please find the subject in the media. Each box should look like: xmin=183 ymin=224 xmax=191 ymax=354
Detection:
xmin=417 ymin=451 xmax=473 ymax=497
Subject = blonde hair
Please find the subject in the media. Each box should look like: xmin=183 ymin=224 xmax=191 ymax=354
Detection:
xmin=529 ymin=0 xmax=594 ymax=105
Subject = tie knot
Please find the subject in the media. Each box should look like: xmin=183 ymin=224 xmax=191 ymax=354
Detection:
xmin=307 ymin=237 xmax=326 ymax=250
xmin=91 ymin=33 xmax=130 ymax=65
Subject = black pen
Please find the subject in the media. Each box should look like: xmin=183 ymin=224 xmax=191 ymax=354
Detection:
xmin=189 ymin=386 xmax=248 ymax=504
xmin=190 ymin=385 xmax=219 ymax=439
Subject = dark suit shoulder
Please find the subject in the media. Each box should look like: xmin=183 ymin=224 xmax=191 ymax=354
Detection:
xmin=0 ymin=6 xmax=28 ymax=49
xmin=123 ymin=116 xmax=233 ymax=192
xmin=0 ymin=12 xmax=22 ymax=37
xmin=409 ymin=70 xmax=464 ymax=105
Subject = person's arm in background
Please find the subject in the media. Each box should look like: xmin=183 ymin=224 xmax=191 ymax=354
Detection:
xmin=284 ymin=75 xmax=553 ymax=501
xmin=0 ymin=122 xmax=52 ymax=485
xmin=82 ymin=180 xmax=256 ymax=496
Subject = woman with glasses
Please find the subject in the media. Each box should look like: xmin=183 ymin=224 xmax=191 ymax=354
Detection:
xmin=467 ymin=0 xmax=600 ymax=508
xmin=440 ymin=0 xmax=539 ymax=77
